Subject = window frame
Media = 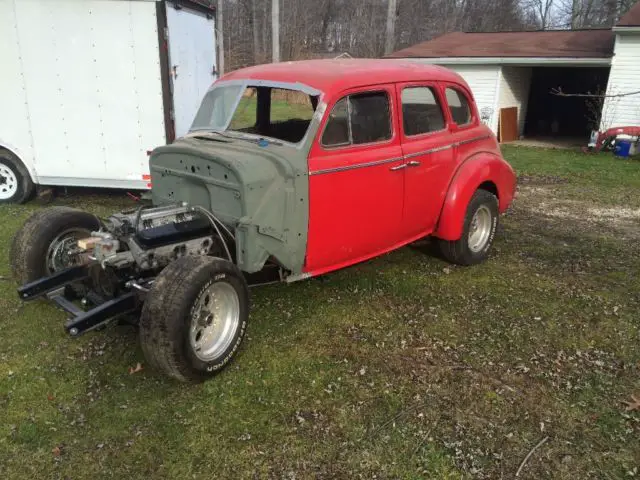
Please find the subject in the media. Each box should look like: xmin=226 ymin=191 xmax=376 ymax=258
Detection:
xmin=399 ymin=83 xmax=448 ymax=139
xmin=320 ymin=88 xmax=395 ymax=150
xmin=443 ymin=85 xmax=476 ymax=129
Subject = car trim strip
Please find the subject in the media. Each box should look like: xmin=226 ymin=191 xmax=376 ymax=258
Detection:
xmin=309 ymin=135 xmax=491 ymax=176
xmin=309 ymin=156 xmax=404 ymax=175
xmin=403 ymin=144 xmax=452 ymax=160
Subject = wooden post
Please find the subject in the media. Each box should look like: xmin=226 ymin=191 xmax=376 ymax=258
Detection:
xmin=272 ymin=0 xmax=280 ymax=62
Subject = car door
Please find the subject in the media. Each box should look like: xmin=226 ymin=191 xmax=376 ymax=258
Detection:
xmin=395 ymin=82 xmax=456 ymax=238
xmin=305 ymin=85 xmax=404 ymax=274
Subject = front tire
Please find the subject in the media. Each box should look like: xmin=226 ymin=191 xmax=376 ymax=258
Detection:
xmin=437 ymin=189 xmax=499 ymax=266
xmin=139 ymin=256 xmax=250 ymax=382
xmin=11 ymin=207 xmax=101 ymax=284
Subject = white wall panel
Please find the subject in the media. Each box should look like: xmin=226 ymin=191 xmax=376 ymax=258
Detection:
xmin=499 ymin=66 xmax=532 ymax=137
xmin=0 ymin=0 xmax=37 ymax=179
xmin=601 ymin=34 xmax=640 ymax=130
xmin=5 ymin=0 xmax=165 ymax=187
xmin=167 ymin=3 xmax=217 ymax=137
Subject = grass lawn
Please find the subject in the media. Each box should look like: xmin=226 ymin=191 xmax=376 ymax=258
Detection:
xmin=1 ymin=146 xmax=639 ymax=479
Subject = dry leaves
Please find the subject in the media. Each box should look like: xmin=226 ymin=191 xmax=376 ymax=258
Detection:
xmin=128 ymin=363 xmax=143 ymax=375
xmin=622 ymin=394 xmax=640 ymax=412
xmin=52 ymin=446 xmax=61 ymax=457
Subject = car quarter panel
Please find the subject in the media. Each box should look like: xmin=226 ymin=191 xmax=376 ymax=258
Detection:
xmin=434 ymin=150 xmax=516 ymax=242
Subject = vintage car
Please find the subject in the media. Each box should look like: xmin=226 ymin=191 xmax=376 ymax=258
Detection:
xmin=11 ymin=59 xmax=516 ymax=382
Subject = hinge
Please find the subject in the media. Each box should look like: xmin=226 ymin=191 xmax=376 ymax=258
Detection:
xmin=169 ymin=108 xmax=175 ymax=121
xmin=164 ymin=27 xmax=169 ymax=40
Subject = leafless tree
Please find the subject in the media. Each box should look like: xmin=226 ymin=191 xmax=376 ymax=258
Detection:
xmin=523 ymin=0 xmax=557 ymax=29
xmin=384 ymin=0 xmax=398 ymax=55
xmin=211 ymin=0 xmax=535 ymax=71
xmin=271 ymin=0 xmax=280 ymax=62
xmin=557 ymin=0 xmax=637 ymax=28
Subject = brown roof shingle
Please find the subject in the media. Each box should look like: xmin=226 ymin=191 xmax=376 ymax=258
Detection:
xmin=617 ymin=1 xmax=640 ymax=26
xmin=389 ymin=30 xmax=615 ymax=59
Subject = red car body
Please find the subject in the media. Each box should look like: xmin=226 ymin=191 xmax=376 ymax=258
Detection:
xmin=221 ymin=60 xmax=516 ymax=276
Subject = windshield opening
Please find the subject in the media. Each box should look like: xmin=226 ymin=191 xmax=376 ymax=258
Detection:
xmin=190 ymin=84 xmax=320 ymax=144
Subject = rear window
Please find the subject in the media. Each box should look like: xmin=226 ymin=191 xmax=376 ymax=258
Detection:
xmin=445 ymin=87 xmax=473 ymax=126
xmin=322 ymin=91 xmax=392 ymax=147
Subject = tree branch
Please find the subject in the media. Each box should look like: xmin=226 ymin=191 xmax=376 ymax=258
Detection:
xmin=551 ymin=87 xmax=640 ymax=98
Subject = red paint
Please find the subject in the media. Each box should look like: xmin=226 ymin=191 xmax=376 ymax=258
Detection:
xmin=294 ymin=60 xmax=515 ymax=276
xmin=592 ymin=126 xmax=640 ymax=152
xmin=220 ymin=59 xmax=468 ymax=94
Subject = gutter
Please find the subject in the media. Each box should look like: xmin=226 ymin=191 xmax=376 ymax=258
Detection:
xmin=391 ymin=57 xmax=612 ymax=66
xmin=612 ymin=26 xmax=640 ymax=33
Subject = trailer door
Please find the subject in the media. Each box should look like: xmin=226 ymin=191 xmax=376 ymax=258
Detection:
xmin=166 ymin=3 xmax=217 ymax=138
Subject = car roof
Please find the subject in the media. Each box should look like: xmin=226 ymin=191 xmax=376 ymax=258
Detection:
xmin=219 ymin=59 xmax=469 ymax=95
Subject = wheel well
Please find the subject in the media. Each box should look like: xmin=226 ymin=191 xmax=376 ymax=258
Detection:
xmin=0 ymin=146 xmax=34 ymax=182
xmin=478 ymin=181 xmax=498 ymax=199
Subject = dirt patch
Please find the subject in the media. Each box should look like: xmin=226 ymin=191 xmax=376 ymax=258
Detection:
xmin=518 ymin=174 xmax=569 ymax=186
xmin=517 ymin=185 xmax=640 ymax=239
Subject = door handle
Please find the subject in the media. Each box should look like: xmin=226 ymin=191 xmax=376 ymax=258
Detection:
xmin=407 ymin=160 xmax=421 ymax=167
xmin=390 ymin=164 xmax=407 ymax=171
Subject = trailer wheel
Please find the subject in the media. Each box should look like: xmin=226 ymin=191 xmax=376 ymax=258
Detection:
xmin=139 ymin=256 xmax=249 ymax=382
xmin=10 ymin=207 xmax=101 ymax=284
xmin=0 ymin=149 xmax=35 ymax=204
xmin=437 ymin=189 xmax=499 ymax=266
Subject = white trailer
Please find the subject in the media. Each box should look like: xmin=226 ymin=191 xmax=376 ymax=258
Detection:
xmin=0 ymin=0 xmax=217 ymax=203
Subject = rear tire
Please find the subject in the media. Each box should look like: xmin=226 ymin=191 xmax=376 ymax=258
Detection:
xmin=0 ymin=150 xmax=35 ymax=204
xmin=10 ymin=207 xmax=100 ymax=284
xmin=139 ymin=256 xmax=250 ymax=382
xmin=437 ymin=189 xmax=498 ymax=266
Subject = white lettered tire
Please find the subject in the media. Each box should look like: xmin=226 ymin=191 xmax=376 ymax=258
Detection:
xmin=139 ymin=256 xmax=250 ymax=382
xmin=437 ymin=189 xmax=499 ymax=266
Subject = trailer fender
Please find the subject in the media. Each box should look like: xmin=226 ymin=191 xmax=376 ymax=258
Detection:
xmin=434 ymin=152 xmax=516 ymax=241
xmin=0 ymin=140 xmax=38 ymax=184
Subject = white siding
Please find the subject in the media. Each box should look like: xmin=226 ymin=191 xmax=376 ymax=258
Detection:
xmin=499 ymin=66 xmax=532 ymax=137
xmin=445 ymin=65 xmax=501 ymax=134
xmin=601 ymin=34 xmax=640 ymax=130
xmin=404 ymin=60 xmax=501 ymax=134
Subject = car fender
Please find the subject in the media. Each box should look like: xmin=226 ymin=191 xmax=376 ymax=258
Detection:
xmin=434 ymin=152 xmax=516 ymax=241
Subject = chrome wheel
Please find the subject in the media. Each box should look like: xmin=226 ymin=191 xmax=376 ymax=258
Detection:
xmin=190 ymin=281 xmax=240 ymax=362
xmin=46 ymin=228 xmax=90 ymax=274
xmin=0 ymin=164 xmax=18 ymax=200
xmin=468 ymin=205 xmax=492 ymax=253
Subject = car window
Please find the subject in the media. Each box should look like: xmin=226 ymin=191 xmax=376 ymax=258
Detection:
xmin=401 ymin=87 xmax=446 ymax=136
xmin=445 ymin=87 xmax=472 ymax=126
xmin=227 ymin=87 xmax=316 ymax=143
xmin=322 ymin=91 xmax=392 ymax=147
